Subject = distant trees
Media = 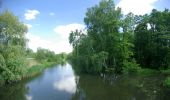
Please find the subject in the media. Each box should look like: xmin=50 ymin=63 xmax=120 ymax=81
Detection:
xmin=35 ymin=47 xmax=67 ymax=63
xmin=69 ymin=0 xmax=170 ymax=74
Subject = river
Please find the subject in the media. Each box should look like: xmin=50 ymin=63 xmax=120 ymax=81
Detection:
xmin=0 ymin=63 xmax=170 ymax=100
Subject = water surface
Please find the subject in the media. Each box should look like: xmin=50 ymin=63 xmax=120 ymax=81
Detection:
xmin=0 ymin=63 xmax=169 ymax=100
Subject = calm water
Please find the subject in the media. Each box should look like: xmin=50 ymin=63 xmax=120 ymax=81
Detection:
xmin=0 ymin=63 xmax=170 ymax=100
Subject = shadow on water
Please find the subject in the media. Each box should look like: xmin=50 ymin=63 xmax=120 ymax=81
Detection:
xmin=0 ymin=74 xmax=41 ymax=100
xmin=72 ymin=73 xmax=170 ymax=100
xmin=0 ymin=63 xmax=170 ymax=100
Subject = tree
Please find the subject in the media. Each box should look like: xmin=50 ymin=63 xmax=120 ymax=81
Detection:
xmin=0 ymin=10 xmax=27 ymax=82
xmin=134 ymin=9 xmax=170 ymax=69
xmin=36 ymin=48 xmax=48 ymax=61
xmin=69 ymin=1 xmax=170 ymax=74
xmin=69 ymin=0 xmax=134 ymax=73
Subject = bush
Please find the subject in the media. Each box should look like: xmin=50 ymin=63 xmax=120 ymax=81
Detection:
xmin=0 ymin=54 xmax=5 ymax=84
xmin=0 ymin=53 xmax=6 ymax=72
xmin=137 ymin=68 xmax=159 ymax=76
xmin=161 ymin=69 xmax=170 ymax=75
xmin=1 ymin=46 xmax=26 ymax=81
xmin=163 ymin=77 xmax=170 ymax=88
xmin=123 ymin=60 xmax=140 ymax=74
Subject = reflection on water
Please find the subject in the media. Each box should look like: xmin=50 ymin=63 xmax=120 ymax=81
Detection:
xmin=53 ymin=65 xmax=77 ymax=93
xmin=25 ymin=63 xmax=77 ymax=100
xmin=0 ymin=63 xmax=170 ymax=100
xmin=25 ymin=95 xmax=32 ymax=100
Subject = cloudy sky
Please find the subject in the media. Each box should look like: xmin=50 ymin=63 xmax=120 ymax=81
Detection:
xmin=1 ymin=0 xmax=170 ymax=54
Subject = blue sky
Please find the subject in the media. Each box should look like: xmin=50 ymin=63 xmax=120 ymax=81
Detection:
xmin=1 ymin=0 xmax=170 ymax=53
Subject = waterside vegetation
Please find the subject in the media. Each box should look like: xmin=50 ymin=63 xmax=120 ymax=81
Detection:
xmin=0 ymin=11 xmax=67 ymax=85
xmin=68 ymin=0 xmax=170 ymax=87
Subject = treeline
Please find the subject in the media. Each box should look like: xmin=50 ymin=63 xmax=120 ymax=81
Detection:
xmin=26 ymin=48 xmax=67 ymax=63
xmin=68 ymin=0 xmax=170 ymax=74
xmin=0 ymin=11 xmax=66 ymax=84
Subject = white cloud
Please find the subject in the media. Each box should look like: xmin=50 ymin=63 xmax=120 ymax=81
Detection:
xmin=26 ymin=23 xmax=85 ymax=54
xmin=24 ymin=23 xmax=32 ymax=29
xmin=26 ymin=33 xmax=72 ymax=54
xmin=25 ymin=95 xmax=32 ymax=100
xmin=54 ymin=23 xmax=85 ymax=40
xmin=25 ymin=10 xmax=40 ymax=20
xmin=116 ymin=0 xmax=159 ymax=15
xmin=53 ymin=64 xmax=77 ymax=93
xmin=54 ymin=76 xmax=76 ymax=93
xmin=49 ymin=12 xmax=55 ymax=16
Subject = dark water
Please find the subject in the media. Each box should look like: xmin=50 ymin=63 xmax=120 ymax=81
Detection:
xmin=0 ymin=63 xmax=170 ymax=100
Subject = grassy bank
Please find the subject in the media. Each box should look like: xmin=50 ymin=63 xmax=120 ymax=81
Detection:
xmin=161 ymin=69 xmax=170 ymax=88
xmin=136 ymin=68 xmax=160 ymax=76
xmin=134 ymin=68 xmax=170 ymax=88
xmin=23 ymin=61 xmax=56 ymax=78
xmin=122 ymin=65 xmax=170 ymax=88
xmin=0 ymin=60 xmax=58 ymax=86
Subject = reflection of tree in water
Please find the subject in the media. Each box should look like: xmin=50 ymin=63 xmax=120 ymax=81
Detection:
xmin=159 ymin=88 xmax=170 ymax=100
xmin=71 ymin=73 xmax=168 ymax=100
xmin=0 ymin=75 xmax=40 ymax=100
xmin=71 ymin=75 xmax=86 ymax=100
xmin=0 ymin=82 xmax=28 ymax=100
xmin=60 ymin=61 xmax=67 ymax=66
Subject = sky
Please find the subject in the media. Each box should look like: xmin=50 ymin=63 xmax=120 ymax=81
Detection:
xmin=1 ymin=0 xmax=170 ymax=54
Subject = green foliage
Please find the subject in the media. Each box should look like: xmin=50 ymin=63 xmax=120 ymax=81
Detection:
xmin=0 ymin=10 xmax=27 ymax=46
xmin=23 ymin=48 xmax=68 ymax=78
xmin=137 ymin=68 xmax=159 ymax=76
xmin=1 ymin=46 xmax=26 ymax=81
xmin=0 ymin=53 xmax=5 ymax=82
xmin=161 ymin=68 xmax=170 ymax=75
xmin=69 ymin=0 xmax=134 ymax=74
xmin=123 ymin=60 xmax=140 ymax=74
xmin=134 ymin=9 xmax=170 ymax=69
xmin=26 ymin=48 xmax=35 ymax=58
xmin=35 ymin=48 xmax=67 ymax=63
xmin=24 ymin=61 xmax=56 ymax=78
xmin=0 ymin=53 xmax=6 ymax=70
xmin=69 ymin=1 xmax=170 ymax=75
xmin=163 ymin=77 xmax=170 ymax=88
xmin=0 ymin=11 xmax=27 ymax=82
xmin=35 ymin=48 xmax=48 ymax=61
xmin=91 ymin=51 xmax=108 ymax=73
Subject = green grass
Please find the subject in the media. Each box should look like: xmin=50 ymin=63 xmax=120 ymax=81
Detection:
xmin=23 ymin=61 xmax=56 ymax=78
xmin=136 ymin=68 xmax=160 ymax=76
xmin=163 ymin=77 xmax=170 ymax=88
xmin=161 ymin=69 xmax=170 ymax=75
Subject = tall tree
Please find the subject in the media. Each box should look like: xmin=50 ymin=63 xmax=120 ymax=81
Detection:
xmin=0 ymin=10 xmax=27 ymax=81
xmin=69 ymin=0 xmax=134 ymax=73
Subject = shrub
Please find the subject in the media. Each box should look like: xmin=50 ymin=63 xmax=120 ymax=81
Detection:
xmin=123 ymin=60 xmax=140 ymax=74
xmin=1 ymin=46 xmax=26 ymax=81
xmin=163 ymin=77 xmax=170 ymax=88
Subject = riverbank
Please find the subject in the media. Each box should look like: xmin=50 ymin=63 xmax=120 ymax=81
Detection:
xmin=0 ymin=60 xmax=59 ymax=86
xmin=123 ymin=67 xmax=170 ymax=88
xmin=1 ymin=63 xmax=170 ymax=100
xmin=23 ymin=61 xmax=57 ymax=78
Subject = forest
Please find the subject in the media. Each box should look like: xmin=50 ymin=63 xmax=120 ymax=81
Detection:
xmin=68 ymin=0 xmax=170 ymax=86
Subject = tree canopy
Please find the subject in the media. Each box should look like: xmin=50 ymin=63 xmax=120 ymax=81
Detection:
xmin=0 ymin=10 xmax=28 ymax=81
xmin=69 ymin=0 xmax=170 ymax=74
